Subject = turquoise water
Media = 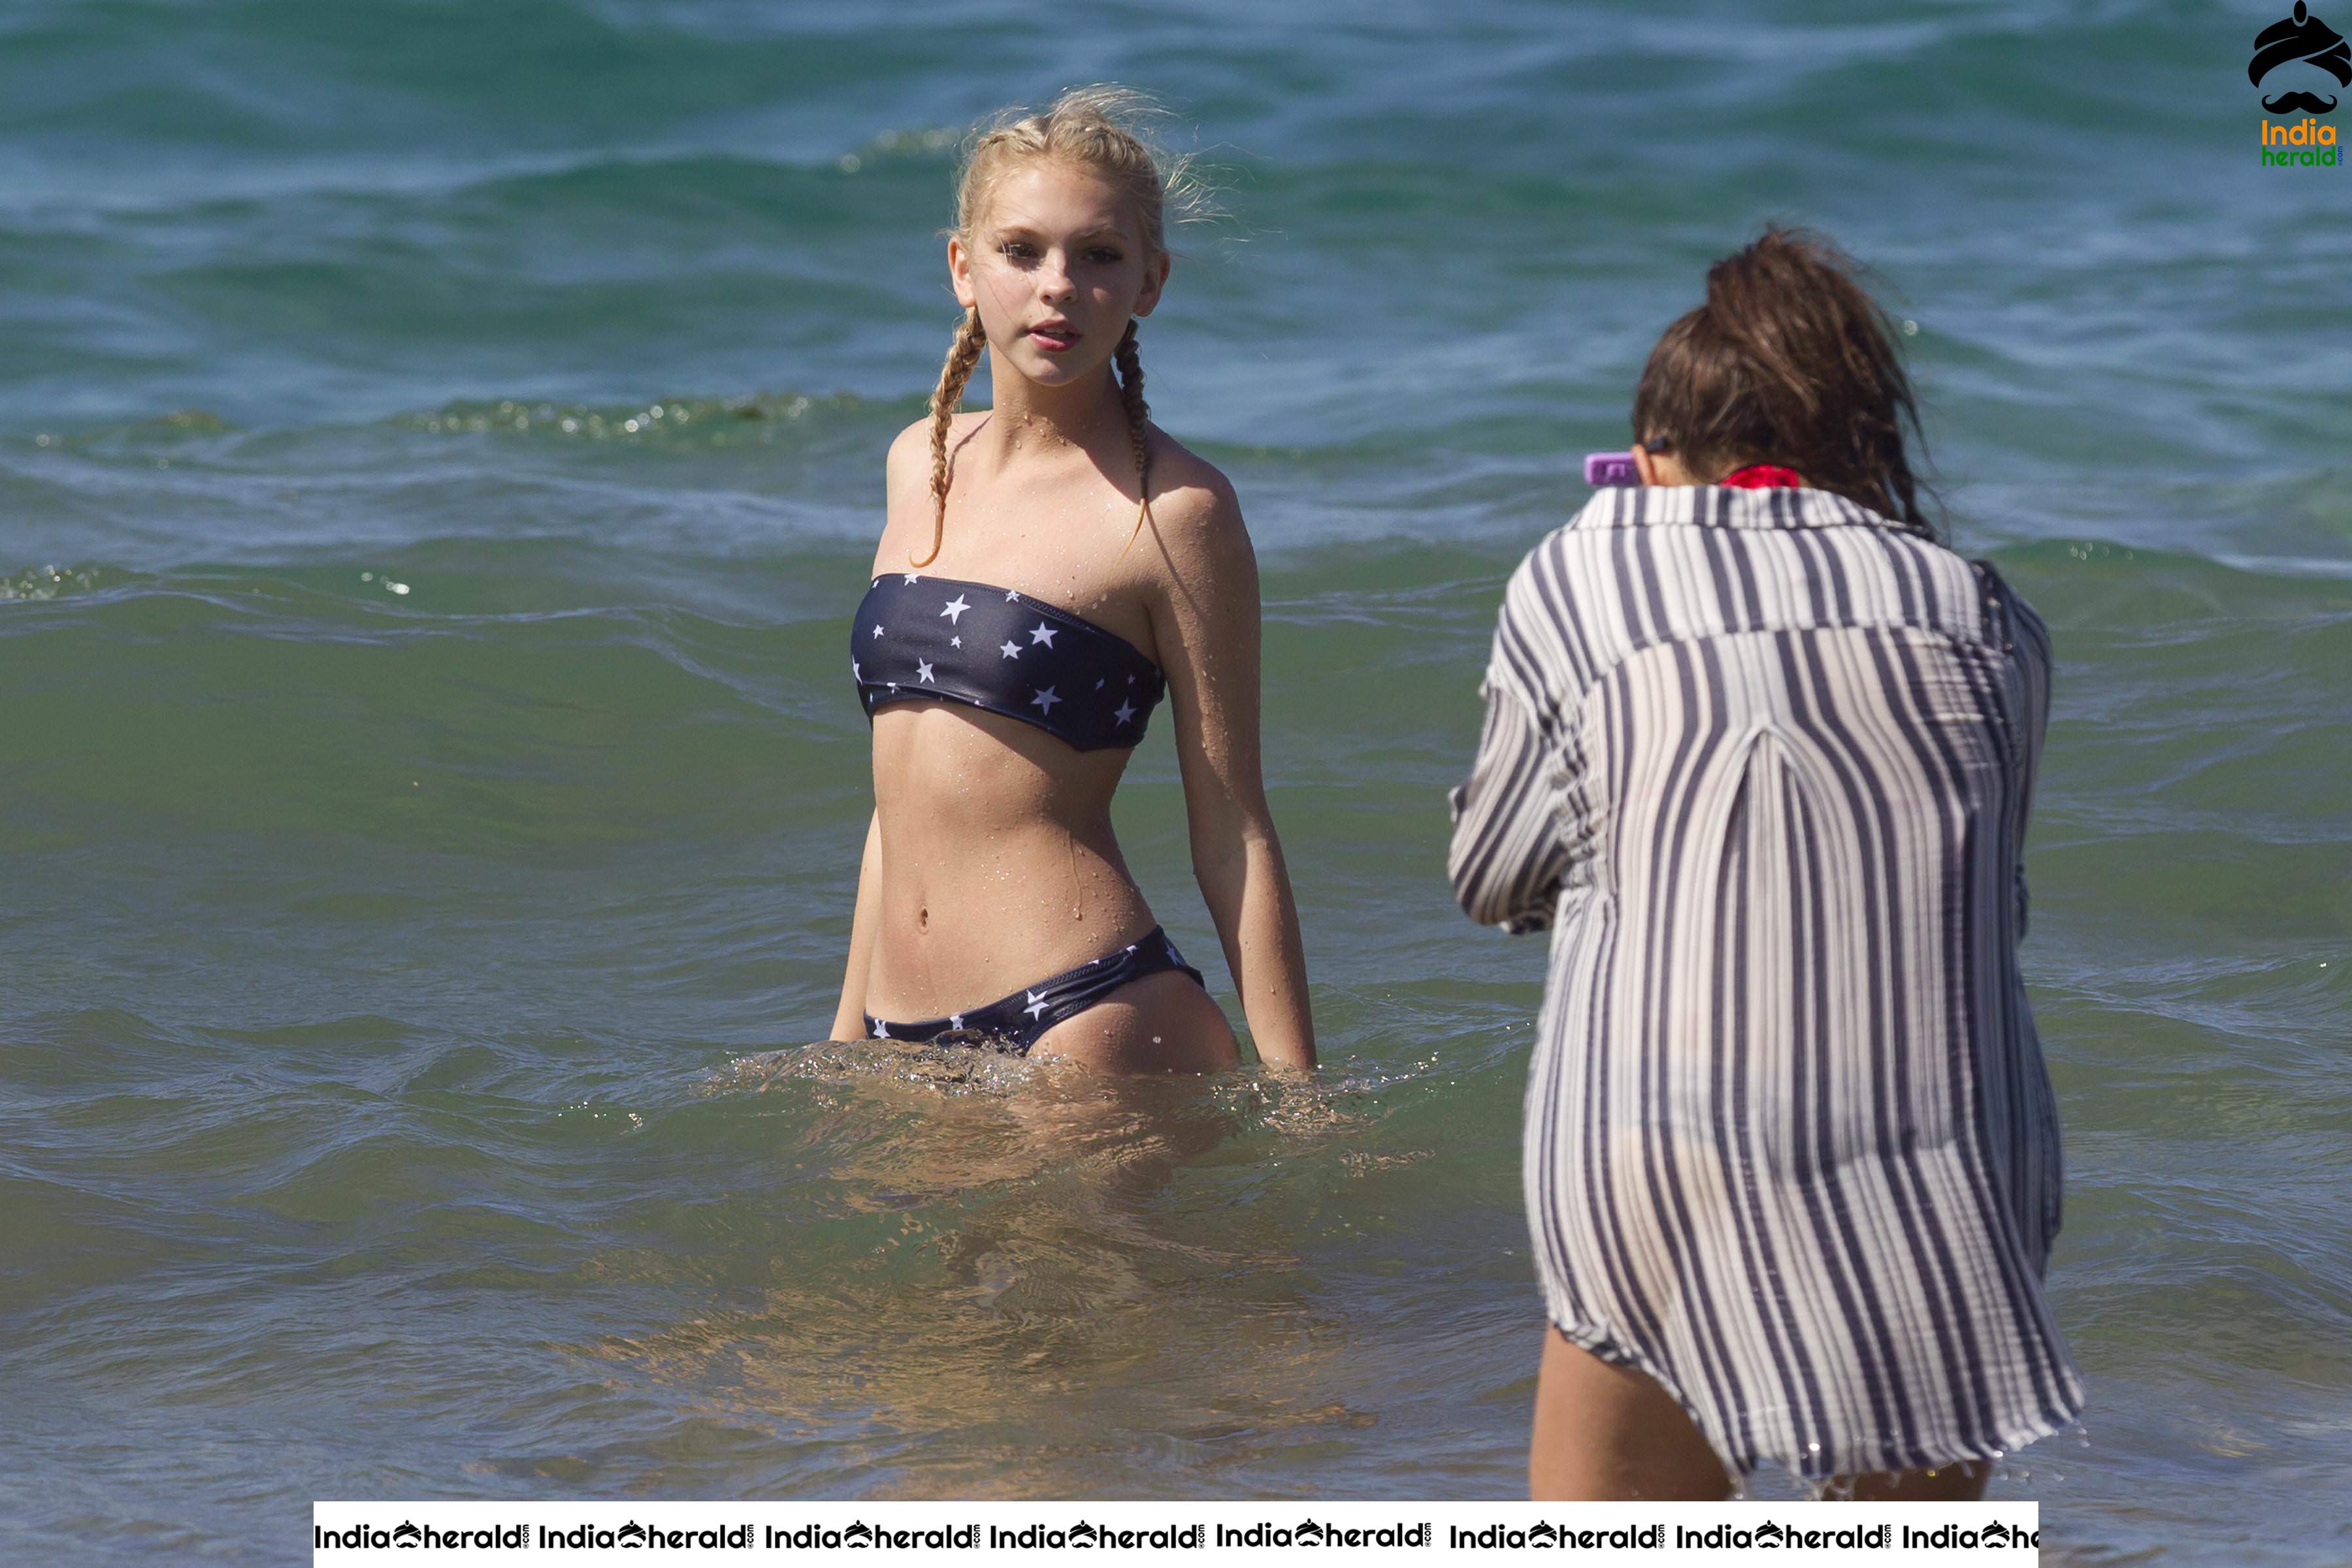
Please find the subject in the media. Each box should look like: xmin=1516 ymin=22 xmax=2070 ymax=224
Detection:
xmin=3 ymin=3 xmax=2349 ymax=1561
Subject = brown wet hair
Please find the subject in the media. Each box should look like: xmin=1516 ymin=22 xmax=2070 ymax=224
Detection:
xmin=1631 ymin=226 xmax=1938 ymax=537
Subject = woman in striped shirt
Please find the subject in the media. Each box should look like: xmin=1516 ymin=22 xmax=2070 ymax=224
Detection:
xmin=1448 ymin=230 xmax=2083 ymax=1499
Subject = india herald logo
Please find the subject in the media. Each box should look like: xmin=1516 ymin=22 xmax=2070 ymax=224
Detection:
xmin=2251 ymin=1 xmax=2349 ymax=114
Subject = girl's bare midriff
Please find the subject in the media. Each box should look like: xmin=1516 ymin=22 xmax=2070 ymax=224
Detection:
xmin=861 ymin=697 xmax=1156 ymax=1020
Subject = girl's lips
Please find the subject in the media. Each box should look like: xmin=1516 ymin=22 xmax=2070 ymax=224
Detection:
xmin=1028 ymin=326 xmax=1079 ymax=351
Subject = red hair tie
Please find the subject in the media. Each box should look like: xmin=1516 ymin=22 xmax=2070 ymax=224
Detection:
xmin=1720 ymin=464 xmax=1806 ymax=489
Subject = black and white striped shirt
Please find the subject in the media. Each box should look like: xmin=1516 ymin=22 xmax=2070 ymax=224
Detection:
xmin=1450 ymin=483 xmax=2083 ymax=1478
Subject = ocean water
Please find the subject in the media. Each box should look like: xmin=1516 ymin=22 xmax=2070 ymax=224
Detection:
xmin=3 ymin=1 xmax=2348 ymax=1561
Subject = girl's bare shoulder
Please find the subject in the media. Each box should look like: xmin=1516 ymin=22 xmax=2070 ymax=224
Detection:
xmin=1139 ymin=425 xmax=1250 ymax=575
xmin=876 ymin=412 xmax=992 ymax=568
xmin=884 ymin=410 xmax=989 ymax=482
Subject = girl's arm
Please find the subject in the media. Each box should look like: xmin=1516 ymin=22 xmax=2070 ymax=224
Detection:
xmin=1145 ymin=472 xmax=1315 ymax=1072
xmin=831 ymin=421 xmax=930 ymax=1041
xmin=828 ymin=810 xmax=883 ymax=1041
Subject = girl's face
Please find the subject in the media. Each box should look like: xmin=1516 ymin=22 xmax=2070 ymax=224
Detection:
xmin=949 ymin=159 xmax=1169 ymax=390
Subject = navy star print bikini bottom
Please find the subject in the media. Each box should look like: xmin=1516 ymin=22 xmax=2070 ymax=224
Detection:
xmin=864 ymin=927 xmax=1205 ymax=1054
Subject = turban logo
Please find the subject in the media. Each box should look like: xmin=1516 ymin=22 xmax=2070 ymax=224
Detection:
xmin=2251 ymin=1 xmax=2350 ymax=114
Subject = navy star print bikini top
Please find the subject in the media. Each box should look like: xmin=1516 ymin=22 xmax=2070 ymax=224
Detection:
xmin=851 ymin=573 xmax=1168 ymax=751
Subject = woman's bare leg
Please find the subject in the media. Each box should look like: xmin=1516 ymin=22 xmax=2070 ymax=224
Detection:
xmin=1529 ymin=1326 xmax=1733 ymax=1501
xmin=1529 ymin=1324 xmax=1997 ymax=1502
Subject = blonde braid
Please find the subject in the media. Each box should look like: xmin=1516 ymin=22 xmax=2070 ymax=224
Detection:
xmin=1114 ymin=318 xmax=1152 ymax=548
xmin=914 ymin=308 xmax=988 ymax=568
